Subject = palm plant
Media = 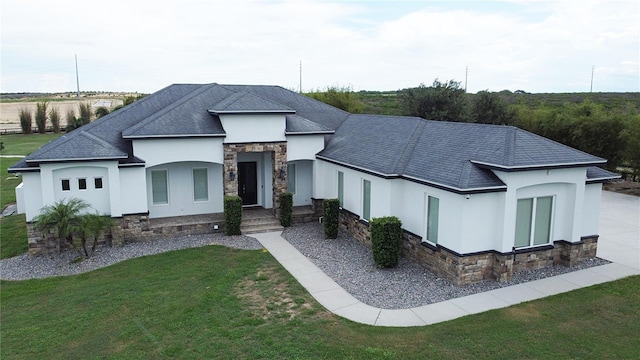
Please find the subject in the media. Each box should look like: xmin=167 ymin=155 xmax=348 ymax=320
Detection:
xmin=33 ymin=198 xmax=90 ymax=254
xmin=76 ymin=212 xmax=113 ymax=258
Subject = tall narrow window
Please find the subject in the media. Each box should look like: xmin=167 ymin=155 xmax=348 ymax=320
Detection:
xmin=515 ymin=196 xmax=554 ymax=248
xmin=338 ymin=171 xmax=344 ymax=208
xmin=426 ymin=195 xmax=439 ymax=244
xmin=94 ymin=177 xmax=103 ymax=189
xmin=362 ymin=179 xmax=371 ymax=221
xmin=193 ymin=168 xmax=208 ymax=202
xmin=151 ymin=170 xmax=168 ymax=205
xmin=61 ymin=179 xmax=70 ymax=191
xmin=287 ymin=163 xmax=296 ymax=194
xmin=78 ymin=178 xmax=87 ymax=190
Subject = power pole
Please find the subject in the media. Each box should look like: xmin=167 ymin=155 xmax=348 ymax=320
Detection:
xmin=299 ymin=61 xmax=302 ymax=93
xmin=75 ymin=54 xmax=80 ymax=99
xmin=590 ymin=66 xmax=594 ymax=93
xmin=464 ymin=66 xmax=468 ymax=93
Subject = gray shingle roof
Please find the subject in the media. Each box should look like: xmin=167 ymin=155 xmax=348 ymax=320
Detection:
xmin=285 ymin=114 xmax=334 ymax=134
xmin=209 ymin=91 xmax=295 ymax=114
xmin=317 ymin=115 xmax=610 ymax=193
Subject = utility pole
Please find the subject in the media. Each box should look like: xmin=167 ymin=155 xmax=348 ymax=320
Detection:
xmin=464 ymin=66 xmax=468 ymax=93
xmin=590 ymin=66 xmax=594 ymax=93
xmin=299 ymin=61 xmax=302 ymax=93
xmin=75 ymin=54 xmax=80 ymax=99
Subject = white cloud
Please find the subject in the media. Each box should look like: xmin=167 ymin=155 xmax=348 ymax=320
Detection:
xmin=1 ymin=0 xmax=638 ymax=93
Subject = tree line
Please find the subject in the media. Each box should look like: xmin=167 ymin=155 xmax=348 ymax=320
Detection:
xmin=304 ymin=81 xmax=640 ymax=178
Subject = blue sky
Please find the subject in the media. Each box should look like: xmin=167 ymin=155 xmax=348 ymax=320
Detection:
xmin=1 ymin=0 xmax=638 ymax=93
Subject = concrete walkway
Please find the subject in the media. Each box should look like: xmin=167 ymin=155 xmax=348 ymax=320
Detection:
xmin=252 ymin=191 xmax=639 ymax=327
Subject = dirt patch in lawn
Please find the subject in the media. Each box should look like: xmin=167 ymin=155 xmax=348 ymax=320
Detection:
xmin=235 ymin=264 xmax=316 ymax=321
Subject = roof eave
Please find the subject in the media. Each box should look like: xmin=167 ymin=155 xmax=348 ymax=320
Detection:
xmin=470 ymin=159 xmax=607 ymax=171
xmin=26 ymin=155 xmax=128 ymax=164
xmin=586 ymin=174 xmax=622 ymax=184
xmin=285 ymin=131 xmax=335 ymax=135
xmin=208 ymin=109 xmax=296 ymax=115
xmin=122 ymin=133 xmax=226 ymax=139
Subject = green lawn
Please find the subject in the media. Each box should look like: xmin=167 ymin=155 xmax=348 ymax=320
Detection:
xmin=1 ymin=133 xmax=63 ymax=258
xmin=1 ymin=246 xmax=638 ymax=359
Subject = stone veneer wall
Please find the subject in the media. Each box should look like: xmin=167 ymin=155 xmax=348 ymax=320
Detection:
xmin=223 ymin=142 xmax=287 ymax=216
xmin=27 ymin=213 xmax=227 ymax=256
xmin=338 ymin=208 xmax=599 ymax=286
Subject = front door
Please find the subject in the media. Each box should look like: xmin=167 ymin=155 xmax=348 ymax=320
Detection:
xmin=238 ymin=162 xmax=258 ymax=205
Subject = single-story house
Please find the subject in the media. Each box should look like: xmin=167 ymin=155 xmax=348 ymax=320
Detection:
xmin=9 ymin=83 xmax=619 ymax=284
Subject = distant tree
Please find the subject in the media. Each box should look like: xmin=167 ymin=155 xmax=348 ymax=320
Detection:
xmin=398 ymin=79 xmax=468 ymax=121
xmin=35 ymin=101 xmax=49 ymax=133
xmin=305 ymin=86 xmax=364 ymax=113
xmin=78 ymin=102 xmax=92 ymax=125
xmin=471 ymin=90 xmax=515 ymax=125
xmin=621 ymin=116 xmax=640 ymax=180
xmin=112 ymin=94 xmax=145 ymax=112
xmin=65 ymin=108 xmax=82 ymax=132
xmin=49 ymin=106 xmax=61 ymax=133
xmin=18 ymin=108 xmax=32 ymax=134
xmin=94 ymin=107 xmax=109 ymax=118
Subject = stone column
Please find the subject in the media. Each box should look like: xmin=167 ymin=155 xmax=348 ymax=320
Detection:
xmin=223 ymin=145 xmax=239 ymax=196
xmin=271 ymin=143 xmax=288 ymax=216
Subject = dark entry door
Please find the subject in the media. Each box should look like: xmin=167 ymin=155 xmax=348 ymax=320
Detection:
xmin=238 ymin=162 xmax=258 ymax=205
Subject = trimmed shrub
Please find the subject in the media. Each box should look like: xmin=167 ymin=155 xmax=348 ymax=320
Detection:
xmin=279 ymin=192 xmax=293 ymax=227
xmin=323 ymin=198 xmax=340 ymax=239
xmin=224 ymin=196 xmax=243 ymax=235
xmin=35 ymin=101 xmax=48 ymax=133
xmin=371 ymin=216 xmax=403 ymax=268
xmin=19 ymin=108 xmax=32 ymax=134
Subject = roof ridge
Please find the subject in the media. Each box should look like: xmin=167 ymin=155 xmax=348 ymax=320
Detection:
xmin=123 ymin=84 xmax=218 ymax=136
xmin=80 ymin=131 xmax=123 ymax=153
xmin=393 ymin=119 xmax=425 ymax=174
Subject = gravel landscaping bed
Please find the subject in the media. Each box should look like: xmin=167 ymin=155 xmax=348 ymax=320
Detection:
xmin=2 ymin=223 xmax=610 ymax=310
xmin=283 ymin=223 xmax=610 ymax=309
xmin=0 ymin=233 xmax=263 ymax=281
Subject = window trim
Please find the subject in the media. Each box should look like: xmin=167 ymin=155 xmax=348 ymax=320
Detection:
xmin=424 ymin=194 xmax=440 ymax=245
xmin=78 ymin=178 xmax=87 ymax=191
xmin=61 ymin=179 xmax=71 ymax=191
xmin=362 ymin=179 xmax=371 ymax=221
xmin=94 ymin=177 xmax=103 ymax=190
xmin=514 ymin=195 xmax=555 ymax=249
xmin=192 ymin=167 xmax=209 ymax=202
xmin=337 ymin=171 xmax=344 ymax=208
xmin=151 ymin=169 xmax=169 ymax=205
xmin=286 ymin=163 xmax=297 ymax=195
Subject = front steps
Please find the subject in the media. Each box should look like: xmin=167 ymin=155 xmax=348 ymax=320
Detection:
xmin=241 ymin=208 xmax=284 ymax=234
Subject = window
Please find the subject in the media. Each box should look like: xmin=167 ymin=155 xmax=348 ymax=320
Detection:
xmin=338 ymin=171 xmax=344 ymax=208
xmin=287 ymin=163 xmax=296 ymax=194
xmin=61 ymin=179 xmax=70 ymax=191
xmin=362 ymin=179 xmax=371 ymax=221
xmin=426 ymin=195 xmax=439 ymax=244
xmin=94 ymin=177 xmax=103 ymax=189
xmin=78 ymin=178 xmax=87 ymax=190
xmin=193 ymin=168 xmax=208 ymax=202
xmin=151 ymin=170 xmax=168 ymax=205
xmin=515 ymin=196 xmax=553 ymax=248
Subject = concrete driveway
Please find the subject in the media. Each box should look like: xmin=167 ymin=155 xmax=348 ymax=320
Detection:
xmin=597 ymin=191 xmax=640 ymax=270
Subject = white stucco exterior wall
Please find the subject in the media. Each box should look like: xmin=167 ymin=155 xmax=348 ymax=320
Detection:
xmin=132 ymin=138 xmax=224 ymax=167
xmin=119 ymin=166 xmax=148 ymax=215
xmin=19 ymin=172 xmax=43 ymax=222
xmin=582 ymin=183 xmax=603 ymax=236
xmin=289 ymin=160 xmax=314 ymax=206
xmin=220 ymin=114 xmax=286 ymax=144
xmin=146 ymin=162 xmax=224 ymax=218
xmin=287 ymin=135 xmax=325 ymax=161
xmin=494 ymin=167 xmax=588 ymax=251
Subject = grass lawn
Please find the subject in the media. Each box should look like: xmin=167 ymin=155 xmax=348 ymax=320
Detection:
xmin=1 ymin=245 xmax=639 ymax=359
xmin=0 ymin=133 xmax=63 ymax=258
